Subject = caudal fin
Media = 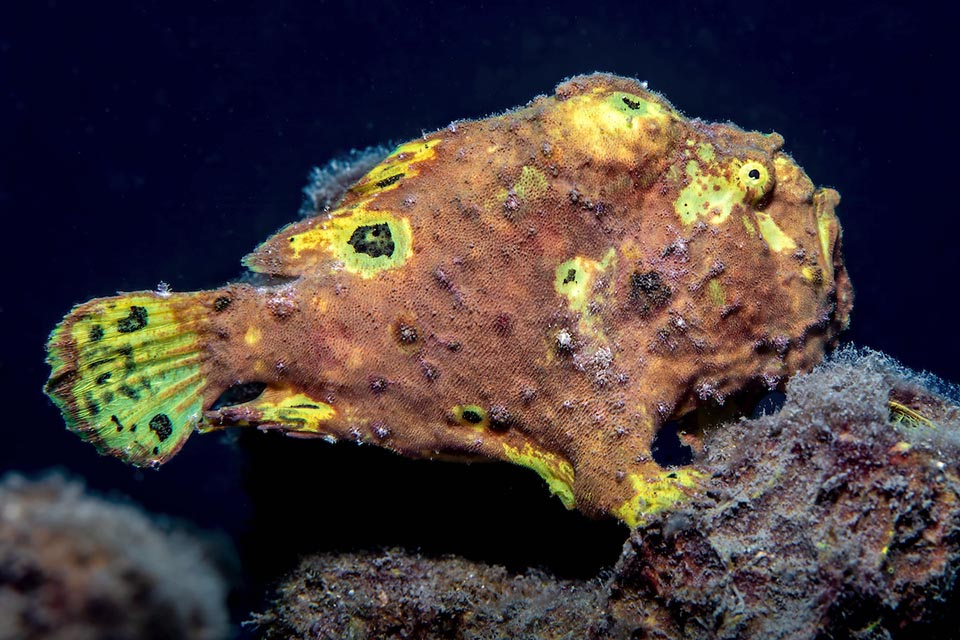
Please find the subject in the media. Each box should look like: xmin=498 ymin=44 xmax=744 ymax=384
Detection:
xmin=44 ymin=291 xmax=211 ymax=467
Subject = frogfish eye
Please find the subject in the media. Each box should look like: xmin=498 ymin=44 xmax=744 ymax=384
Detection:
xmin=737 ymin=160 xmax=773 ymax=203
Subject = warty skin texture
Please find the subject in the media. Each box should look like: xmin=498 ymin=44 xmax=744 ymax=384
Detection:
xmin=45 ymin=74 xmax=852 ymax=525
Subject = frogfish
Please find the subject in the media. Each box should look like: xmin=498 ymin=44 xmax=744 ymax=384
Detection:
xmin=44 ymin=74 xmax=852 ymax=526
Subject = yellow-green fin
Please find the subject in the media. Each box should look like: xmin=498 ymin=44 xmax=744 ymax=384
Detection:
xmin=44 ymin=292 xmax=209 ymax=467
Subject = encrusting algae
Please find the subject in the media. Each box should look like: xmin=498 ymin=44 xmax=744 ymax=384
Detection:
xmin=44 ymin=74 xmax=852 ymax=526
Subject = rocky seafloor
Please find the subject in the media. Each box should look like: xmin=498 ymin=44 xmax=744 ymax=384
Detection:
xmin=5 ymin=348 xmax=960 ymax=639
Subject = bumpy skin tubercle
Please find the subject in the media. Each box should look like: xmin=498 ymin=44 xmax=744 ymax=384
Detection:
xmin=45 ymin=74 xmax=852 ymax=525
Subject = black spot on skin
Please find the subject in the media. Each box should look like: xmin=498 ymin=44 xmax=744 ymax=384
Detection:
xmin=493 ymin=313 xmax=512 ymax=335
xmin=87 ymin=356 xmax=113 ymax=370
xmin=629 ymin=271 xmax=671 ymax=315
xmin=348 ymin=223 xmax=395 ymax=258
xmin=84 ymin=394 xmax=101 ymax=416
xmin=111 ymin=415 xmax=124 ymax=432
xmin=214 ymin=296 xmax=232 ymax=312
xmin=89 ymin=325 xmax=105 ymax=342
xmin=130 ymin=424 xmax=137 ymax=433
xmin=563 ymin=268 xmax=577 ymax=284
xmin=153 ymin=446 xmax=159 ymax=455
xmin=375 ymin=173 xmax=405 ymax=188
xmin=369 ymin=377 xmax=389 ymax=394
xmin=622 ymin=96 xmax=643 ymax=110
xmin=118 ymin=385 xmax=140 ymax=400
xmin=461 ymin=408 xmax=483 ymax=424
xmin=149 ymin=414 xmax=173 ymax=442
xmin=290 ymin=404 xmax=320 ymax=409
xmin=117 ymin=306 xmax=148 ymax=333
xmin=95 ymin=372 xmax=112 ymax=385
xmin=116 ymin=346 xmax=136 ymax=371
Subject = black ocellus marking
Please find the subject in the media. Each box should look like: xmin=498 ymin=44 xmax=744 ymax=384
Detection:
xmin=461 ymin=409 xmax=483 ymax=424
xmin=348 ymin=223 xmax=395 ymax=258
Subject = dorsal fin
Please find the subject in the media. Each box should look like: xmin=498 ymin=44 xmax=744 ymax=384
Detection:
xmin=244 ymin=139 xmax=440 ymax=277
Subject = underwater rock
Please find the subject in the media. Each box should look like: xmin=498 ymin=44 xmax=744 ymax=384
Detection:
xmin=252 ymin=349 xmax=960 ymax=639
xmin=247 ymin=548 xmax=605 ymax=639
xmin=0 ymin=474 xmax=230 ymax=640
xmin=606 ymin=347 xmax=960 ymax=639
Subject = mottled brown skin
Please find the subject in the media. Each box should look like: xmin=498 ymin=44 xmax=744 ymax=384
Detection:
xmin=46 ymin=74 xmax=852 ymax=522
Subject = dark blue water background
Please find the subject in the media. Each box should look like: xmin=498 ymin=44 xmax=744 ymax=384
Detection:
xmin=2 ymin=0 xmax=957 ymax=630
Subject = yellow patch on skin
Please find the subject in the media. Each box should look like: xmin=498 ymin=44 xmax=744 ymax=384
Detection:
xmin=554 ymin=248 xmax=617 ymax=340
xmin=708 ymin=279 xmax=726 ymax=307
xmin=742 ymin=215 xmax=757 ymax=236
xmin=244 ymin=325 xmax=262 ymax=346
xmin=755 ymin=212 xmax=797 ymax=252
xmin=696 ymin=142 xmax=715 ymax=163
xmin=614 ymin=468 xmax=704 ymax=528
xmin=348 ymin=139 xmax=441 ymax=197
xmin=675 ymin=160 xmax=742 ymax=226
xmin=503 ymin=442 xmax=576 ymax=509
xmin=675 ymin=157 xmax=775 ymax=226
xmin=513 ymin=165 xmax=549 ymax=200
xmin=345 ymin=350 xmax=364 ymax=370
xmin=801 ymin=266 xmax=818 ymax=282
xmin=287 ymin=208 xmax=414 ymax=278
xmin=817 ymin=213 xmax=833 ymax=264
xmin=547 ymin=90 xmax=676 ymax=165
xmin=814 ymin=188 xmax=838 ymax=278
xmin=254 ymin=390 xmax=336 ymax=433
